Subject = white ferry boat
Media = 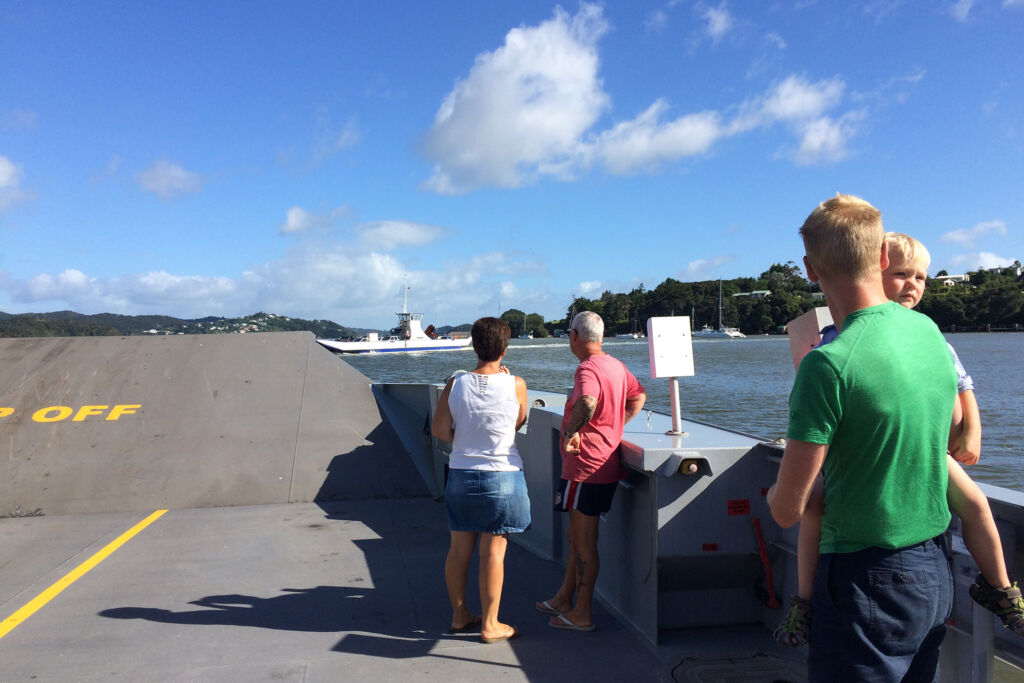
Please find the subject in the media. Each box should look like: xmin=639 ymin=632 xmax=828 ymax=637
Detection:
xmin=316 ymin=280 xmax=471 ymax=354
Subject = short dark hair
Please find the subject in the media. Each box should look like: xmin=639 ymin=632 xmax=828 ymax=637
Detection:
xmin=471 ymin=317 xmax=510 ymax=362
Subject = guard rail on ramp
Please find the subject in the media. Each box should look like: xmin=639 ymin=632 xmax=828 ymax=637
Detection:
xmin=0 ymin=332 xmax=428 ymax=516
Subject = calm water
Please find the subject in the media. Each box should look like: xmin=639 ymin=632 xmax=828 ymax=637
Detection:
xmin=341 ymin=333 xmax=1023 ymax=491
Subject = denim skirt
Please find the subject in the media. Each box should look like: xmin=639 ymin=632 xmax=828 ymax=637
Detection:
xmin=445 ymin=469 xmax=531 ymax=535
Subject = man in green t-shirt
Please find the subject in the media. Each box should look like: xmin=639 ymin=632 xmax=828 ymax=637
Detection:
xmin=768 ymin=194 xmax=956 ymax=682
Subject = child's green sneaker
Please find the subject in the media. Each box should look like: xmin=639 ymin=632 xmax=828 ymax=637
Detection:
xmin=773 ymin=595 xmax=811 ymax=647
xmin=969 ymin=573 xmax=1024 ymax=635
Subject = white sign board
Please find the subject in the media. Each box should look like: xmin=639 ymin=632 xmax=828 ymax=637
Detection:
xmin=646 ymin=316 xmax=695 ymax=378
xmin=787 ymin=307 xmax=834 ymax=371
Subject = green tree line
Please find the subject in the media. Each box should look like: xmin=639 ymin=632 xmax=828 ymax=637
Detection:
xmin=917 ymin=266 xmax=1024 ymax=331
xmin=0 ymin=311 xmax=361 ymax=339
xmin=509 ymin=262 xmax=1023 ymax=337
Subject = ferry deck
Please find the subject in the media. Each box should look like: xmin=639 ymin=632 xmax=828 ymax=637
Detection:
xmin=1 ymin=332 xmax=1021 ymax=681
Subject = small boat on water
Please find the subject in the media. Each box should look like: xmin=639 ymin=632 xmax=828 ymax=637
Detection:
xmin=694 ymin=324 xmax=745 ymax=339
xmin=615 ymin=332 xmax=640 ymax=339
xmin=316 ymin=279 xmax=471 ymax=354
xmin=694 ymin=280 xmax=746 ymax=339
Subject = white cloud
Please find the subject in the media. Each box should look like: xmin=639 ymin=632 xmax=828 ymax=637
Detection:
xmin=700 ymin=3 xmax=734 ymax=43
xmin=730 ymin=76 xmax=860 ymax=165
xmin=760 ymin=75 xmax=845 ymax=122
xmin=791 ymin=112 xmax=863 ymax=165
xmin=940 ymin=220 xmax=1007 ymax=247
xmin=746 ymin=33 xmax=788 ymax=79
xmin=577 ymin=281 xmax=603 ymax=296
xmin=864 ymin=1 xmax=906 ymax=23
xmin=21 ymin=268 xmax=238 ymax=313
xmin=1005 ymin=0 xmax=1024 ymax=7
xmin=357 ymin=221 xmax=444 ymax=249
xmin=101 ymin=155 xmax=123 ymax=177
xmin=0 ymin=155 xmax=23 ymax=189
xmin=949 ymin=252 xmax=1017 ymax=270
xmin=602 ymin=74 xmax=859 ymax=171
xmin=591 ymin=101 xmax=725 ymax=174
xmin=279 ymin=205 xmax=349 ymax=235
xmin=848 ymin=69 xmax=925 ymax=110
xmin=0 ymin=155 xmax=35 ymax=214
xmin=421 ymin=3 xmax=610 ymax=194
xmin=280 ymin=207 xmax=317 ymax=234
xmin=25 ymin=269 xmax=94 ymax=300
xmin=645 ymin=9 xmax=669 ymax=32
xmin=2 ymin=109 xmax=37 ymax=132
xmin=4 ymin=225 xmax=553 ymax=328
xmin=137 ymin=160 xmax=202 ymax=199
xmin=949 ymin=0 xmax=975 ymax=21
xmin=313 ymin=109 xmax=361 ymax=163
xmin=422 ymin=6 xmax=862 ymax=190
xmin=90 ymin=155 xmax=123 ymax=185
xmin=684 ymin=255 xmax=734 ymax=277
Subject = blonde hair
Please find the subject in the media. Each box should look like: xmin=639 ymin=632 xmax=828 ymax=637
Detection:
xmin=799 ymin=194 xmax=883 ymax=282
xmin=884 ymin=232 xmax=931 ymax=273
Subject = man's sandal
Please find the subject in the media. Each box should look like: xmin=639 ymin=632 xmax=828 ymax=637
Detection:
xmin=773 ymin=595 xmax=811 ymax=647
xmin=969 ymin=573 xmax=1024 ymax=635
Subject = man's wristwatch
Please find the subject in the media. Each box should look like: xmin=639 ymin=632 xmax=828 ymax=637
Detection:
xmin=562 ymin=429 xmax=576 ymax=440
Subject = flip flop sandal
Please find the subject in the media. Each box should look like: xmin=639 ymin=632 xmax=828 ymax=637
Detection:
xmin=535 ymin=600 xmax=561 ymax=615
xmin=549 ymin=614 xmax=596 ymax=632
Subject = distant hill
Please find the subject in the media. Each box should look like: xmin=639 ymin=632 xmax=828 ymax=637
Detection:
xmin=0 ymin=311 xmax=375 ymax=339
xmin=437 ymin=323 xmax=472 ymax=335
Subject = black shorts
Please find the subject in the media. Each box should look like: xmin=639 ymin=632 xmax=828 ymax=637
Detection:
xmin=553 ymin=478 xmax=618 ymax=516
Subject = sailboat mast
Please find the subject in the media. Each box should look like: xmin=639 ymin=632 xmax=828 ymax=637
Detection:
xmin=402 ymin=274 xmax=408 ymax=314
xmin=718 ymin=279 xmax=723 ymax=329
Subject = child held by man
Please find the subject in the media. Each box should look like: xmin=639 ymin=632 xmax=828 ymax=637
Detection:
xmin=775 ymin=231 xmax=1024 ymax=647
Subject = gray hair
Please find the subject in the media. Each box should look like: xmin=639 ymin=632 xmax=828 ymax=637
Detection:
xmin=571 ymin=311 xmax=604 ymax=343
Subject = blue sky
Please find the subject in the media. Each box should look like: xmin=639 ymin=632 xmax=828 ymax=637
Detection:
xmin=1 ymin=1 xmax=1022 ymax=329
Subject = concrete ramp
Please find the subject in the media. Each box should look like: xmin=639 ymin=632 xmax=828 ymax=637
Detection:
xmin=0 ymin=332 xmax=428 ymax=516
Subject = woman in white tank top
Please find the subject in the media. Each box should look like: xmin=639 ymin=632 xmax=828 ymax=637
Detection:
xmin=431 ymin=317 xmax=529 ymax=644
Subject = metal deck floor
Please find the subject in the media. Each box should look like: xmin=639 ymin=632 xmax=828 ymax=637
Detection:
xmin=0 ymin=497 xmax=804 ymax=682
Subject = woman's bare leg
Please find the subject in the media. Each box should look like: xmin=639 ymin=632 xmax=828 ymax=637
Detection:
xmin=446 ymin=531 xmax=479 ymax=629
xmin=478 ymin=532 xmax=513 ymax=639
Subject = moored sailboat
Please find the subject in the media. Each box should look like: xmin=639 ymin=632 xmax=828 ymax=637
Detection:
xmin=694 ymin=280 xmax=745 ymax=339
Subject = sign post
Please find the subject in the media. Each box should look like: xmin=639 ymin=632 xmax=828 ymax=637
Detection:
xmin=646 ymin=316 xmax=695 ymax=435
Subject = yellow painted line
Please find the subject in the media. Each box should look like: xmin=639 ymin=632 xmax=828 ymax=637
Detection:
xmin=0 ymin=509 xmax=167 ymax=640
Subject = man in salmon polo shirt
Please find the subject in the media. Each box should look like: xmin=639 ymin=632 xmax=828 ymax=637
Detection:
xmin=536 ymin=311 xmax=646 ymax=632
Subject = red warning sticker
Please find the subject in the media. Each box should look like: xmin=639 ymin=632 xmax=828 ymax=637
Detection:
xmin=727 ymin=499 xmax=751 ymax=516
xmin=702 ymin=543 xmax=718 ymax=552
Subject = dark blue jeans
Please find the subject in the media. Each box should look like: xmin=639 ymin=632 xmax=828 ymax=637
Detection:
xmin=808 ymin=536 xmax=953 ymax=683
